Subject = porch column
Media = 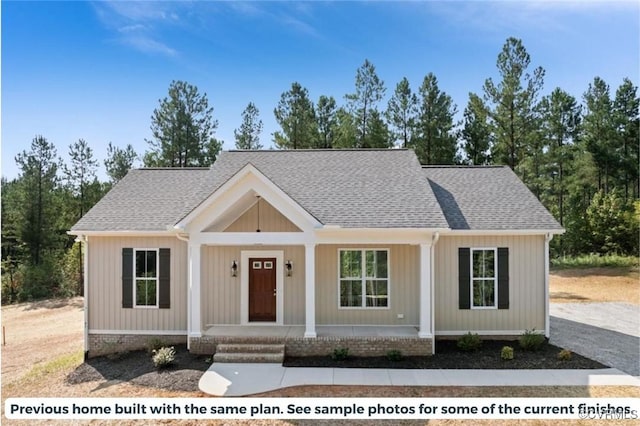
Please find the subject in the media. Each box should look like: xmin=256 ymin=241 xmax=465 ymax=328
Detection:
xmin=304 ymin=243 xmax=316 ymax=338
xmin=188 ymin=242 xmax=202 ymax=339
xmin=418 ymin=242 xmax=432 ymax=338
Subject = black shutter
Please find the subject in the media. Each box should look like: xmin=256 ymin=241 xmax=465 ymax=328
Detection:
xmin=497 ymin=247 xmax=509 ymax=309
xmin=122 ymin=248 xmax=133 ymax=308
xmin=458 ymin=247 xmax=470 ymax=309
xmin=158 ymin=248 xmax=171 ymax=309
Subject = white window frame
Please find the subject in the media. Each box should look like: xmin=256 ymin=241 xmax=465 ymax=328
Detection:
xmin=133 ymin=248 xmax=160 ymax=309
xmin=470 ymin=247 xmax=498 ymax=310
xmin=338 ymin=248 xmax=390 ymax=310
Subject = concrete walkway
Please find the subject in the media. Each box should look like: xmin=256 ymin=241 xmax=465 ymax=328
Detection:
xmin=199 ymin=364 xmax=640 ymax=396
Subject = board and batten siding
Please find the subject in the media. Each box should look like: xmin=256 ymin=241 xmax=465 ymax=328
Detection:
xmin=315 ymin=244 xmax=419 ymax=325
xmin=201 ymin=245 xmax=305 ymax=326
xmin=88 ymin=236 xmax=188 ymax=332
xmin=434 ymin=235 xmax=545 ymax=334
xmin=204 ymin=200 xmax=301 ymax=232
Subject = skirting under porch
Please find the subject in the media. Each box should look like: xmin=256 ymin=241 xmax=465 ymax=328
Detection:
xmin=189 ymin=325 xmax=433 ymax=357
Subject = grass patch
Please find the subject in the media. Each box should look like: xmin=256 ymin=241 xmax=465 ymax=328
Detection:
xmin=551 ymin=254 xmax=639 ymax=270
xmin=22 ymin=350 xmax=84 ymax=382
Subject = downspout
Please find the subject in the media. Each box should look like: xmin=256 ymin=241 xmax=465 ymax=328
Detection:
xmin=75 ymin=235 xmax=89 ymax=360
xmin=544 ymin=233 xmax=553 ymax=338
xmin=174 ymin=232 xmax=190 ymax=349
xmin=430 ymin=231 xmax=440 ymax=355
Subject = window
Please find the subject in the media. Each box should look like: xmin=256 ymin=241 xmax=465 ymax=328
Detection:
xmin=134 ymin=249 xmax=159 ymax=307
xmin=471 ymin=248 xmax=497 ymax=308
xmin=339 ymin=249 xmax=389 ymax=308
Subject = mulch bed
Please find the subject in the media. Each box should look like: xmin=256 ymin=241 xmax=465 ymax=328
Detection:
xmin=65 ymin=340 xmax=606 ymax=393
xmin=284 ymin=340 xmax=608 ymax=370
xmin=65 ymin=345 xmax=210 ymax=392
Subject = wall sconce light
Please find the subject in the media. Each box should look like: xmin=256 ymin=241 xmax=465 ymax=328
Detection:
xmin=285 ymin=260 xmax=293 ymax=277
xmin=231 ymin=260 xmax=238 ymax=277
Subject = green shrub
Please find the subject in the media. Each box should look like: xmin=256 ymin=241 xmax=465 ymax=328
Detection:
xmin=457 ymin=332 xmax=482 ymax=352
xmin=146 ymin=337 xmax=167 ymax=353
xmin=386 ymin=350 xmax=403 ymax=362
xmin=557 ymin=349 xmax=572 ymax=361
xmin=519 ymin=329 xmax=546 ymax=351
xmin=551 ymin=254 xmax=639 ymax=269
xmin=152 ymin=346 xmax=176 ymax=369
xmin=501 ymin=346 xmax=514 ymax=360
xmin=331 ymin=347 xmax=349 ymax=361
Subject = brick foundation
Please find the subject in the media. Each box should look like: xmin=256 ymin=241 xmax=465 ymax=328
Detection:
xmin=88 ymin=334 xmax=187 ymax=357
xmin=189 ymin=335 xmax=432 ymax=357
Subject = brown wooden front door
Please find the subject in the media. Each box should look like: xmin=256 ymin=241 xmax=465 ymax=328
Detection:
xmin=249 ymin=258 xmax=277 ymax=322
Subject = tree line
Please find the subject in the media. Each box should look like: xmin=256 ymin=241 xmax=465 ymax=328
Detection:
xmin=2 ymin=37 xmax=638 ymax=303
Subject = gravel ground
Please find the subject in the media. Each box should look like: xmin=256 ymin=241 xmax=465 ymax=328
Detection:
xmin=550 ymin=302 xmax=640 ymax=377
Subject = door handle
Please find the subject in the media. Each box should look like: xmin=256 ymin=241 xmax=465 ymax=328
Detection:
xmin=273 ymin=289 xmax=277 ymax=297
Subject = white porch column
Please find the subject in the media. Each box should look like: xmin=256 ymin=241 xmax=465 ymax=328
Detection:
xmin=304 ymin=243 xmax=317 ymax=338
xmin=418 ymin=242 xmax=432 ymax=338
xmin=188 ymin=242 xmax=202 ymax=339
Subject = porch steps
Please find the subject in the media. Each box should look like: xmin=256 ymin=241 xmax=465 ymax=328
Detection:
xmin=213 ymin=343 xmax=285 ymax=364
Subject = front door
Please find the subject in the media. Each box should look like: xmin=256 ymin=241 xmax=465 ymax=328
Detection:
xmin=249 ymin=258 xmax=277 ymax=322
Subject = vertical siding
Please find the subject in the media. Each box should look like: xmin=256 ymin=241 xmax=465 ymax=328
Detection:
xmin=315 ymin=244 xmax=419 ymax=325
xmin=88 ymin=236 xmax=188 ymax=331
xmin=218 ymin=201 xmax=301 ymax=232
xmin=434 ymin=235 xmax=545 ymax=333
xmin=201 ymin=245 xmax=305 ymax=325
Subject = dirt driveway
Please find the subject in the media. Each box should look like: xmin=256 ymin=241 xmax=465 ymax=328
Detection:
xmin=1 ymin=297 xmax=83 ymax=385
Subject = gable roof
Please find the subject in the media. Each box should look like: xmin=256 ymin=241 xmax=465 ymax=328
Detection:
xmin=183 ymin=149 xmax=449 ymax=229
xmin=71 ymin=150 xmax=562 ymax=233
xmin=423 ymin=166 xmax=563 ymax=231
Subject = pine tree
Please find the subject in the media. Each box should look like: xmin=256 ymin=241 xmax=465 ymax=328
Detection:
xmin=144 ymin=80 xmax=221 ymax=167
xmin=613 ymin=78 xmax=639 ymax=199
xmin=386 ymin=77 xmax=418 ymax=148
xmin=234 ymin=102 xmax=263 ymax=150
xmin=105 ymin=142 xmax=138 ymax=184
xmin=483 ymin=37 xmax=545 ymax=173
xmin=413 ymin=73 xmax=459 ymax=164
xmin=315 ymin=95 xmax=337 ymax=149
xmin=345 ymin=59 xmax=386 ymax=148
xmin=273 ymin=82 xmax=317 ymax=149
xmin=461 ymin=93 xmax=492 ymax=165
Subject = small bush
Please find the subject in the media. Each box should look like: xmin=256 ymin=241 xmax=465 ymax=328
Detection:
xmin=386 ymin=350 xmax=403 ymax=362
xmin=519 ymin=329 xmax=546 ymax=351
xmin=146 ymin=337 xmax=167 ymax=353
xmin=501 ymin=346 xmax=514 ymax=360
xmin=331 ymin=347 xmax=349 ymax=361
xmin=457 ymin=332 xmax=482 ymax=352
xmin=152 ymin=346 xmax=176 ymax=369
xmin=558 ymin=349 xmax=572 ymax=361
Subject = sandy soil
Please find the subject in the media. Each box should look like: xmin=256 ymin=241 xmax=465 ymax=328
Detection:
xmin=1 ymin=297 xmax=83 ymax=385
xmin=549 ymin=267 xmax=640 ymax=305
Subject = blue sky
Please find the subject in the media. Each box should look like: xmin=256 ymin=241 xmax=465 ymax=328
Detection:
xmin=3 ymin=1 xmax=639 ymax=180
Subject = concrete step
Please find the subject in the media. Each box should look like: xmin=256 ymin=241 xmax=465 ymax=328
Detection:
xmin=213 ymin=352 xmax=284 ymax=363
xmin=216 ymin=343 xmax=285 ymax=354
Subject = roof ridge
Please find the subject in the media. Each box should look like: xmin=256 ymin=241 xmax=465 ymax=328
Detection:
xmin=422 ymin=165 xmax=508 ymax=169
xmin=137 ymin=167 xmax=211 ymax=171
xmin=227 ymin=148 xmax=409 ymax=153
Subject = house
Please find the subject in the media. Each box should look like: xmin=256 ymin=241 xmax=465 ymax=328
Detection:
xmin=69 ymin=149 xmax=563 ymax=359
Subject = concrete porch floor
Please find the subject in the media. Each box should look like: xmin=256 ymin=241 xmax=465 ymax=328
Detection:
xmin=203 ymin=325 xmax=420 ymax=338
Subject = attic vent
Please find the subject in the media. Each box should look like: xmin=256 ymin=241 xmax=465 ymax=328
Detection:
xmin=256 ymin=195 xmax=261 ymax=232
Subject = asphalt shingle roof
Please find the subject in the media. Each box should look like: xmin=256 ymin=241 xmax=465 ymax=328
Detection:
xmin=71 ymin=168 xmax=210 ymax=231
xmin=71 ymin=150 xmax=562 ymax=233
xmin=185 ymin=149 xmax=449 ymax=229
xmin=423 ymin=166 xmax=563 ymax=230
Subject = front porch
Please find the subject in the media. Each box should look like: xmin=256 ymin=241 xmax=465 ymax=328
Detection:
xmin=189 ymin=325 xmax=432 ymax=357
